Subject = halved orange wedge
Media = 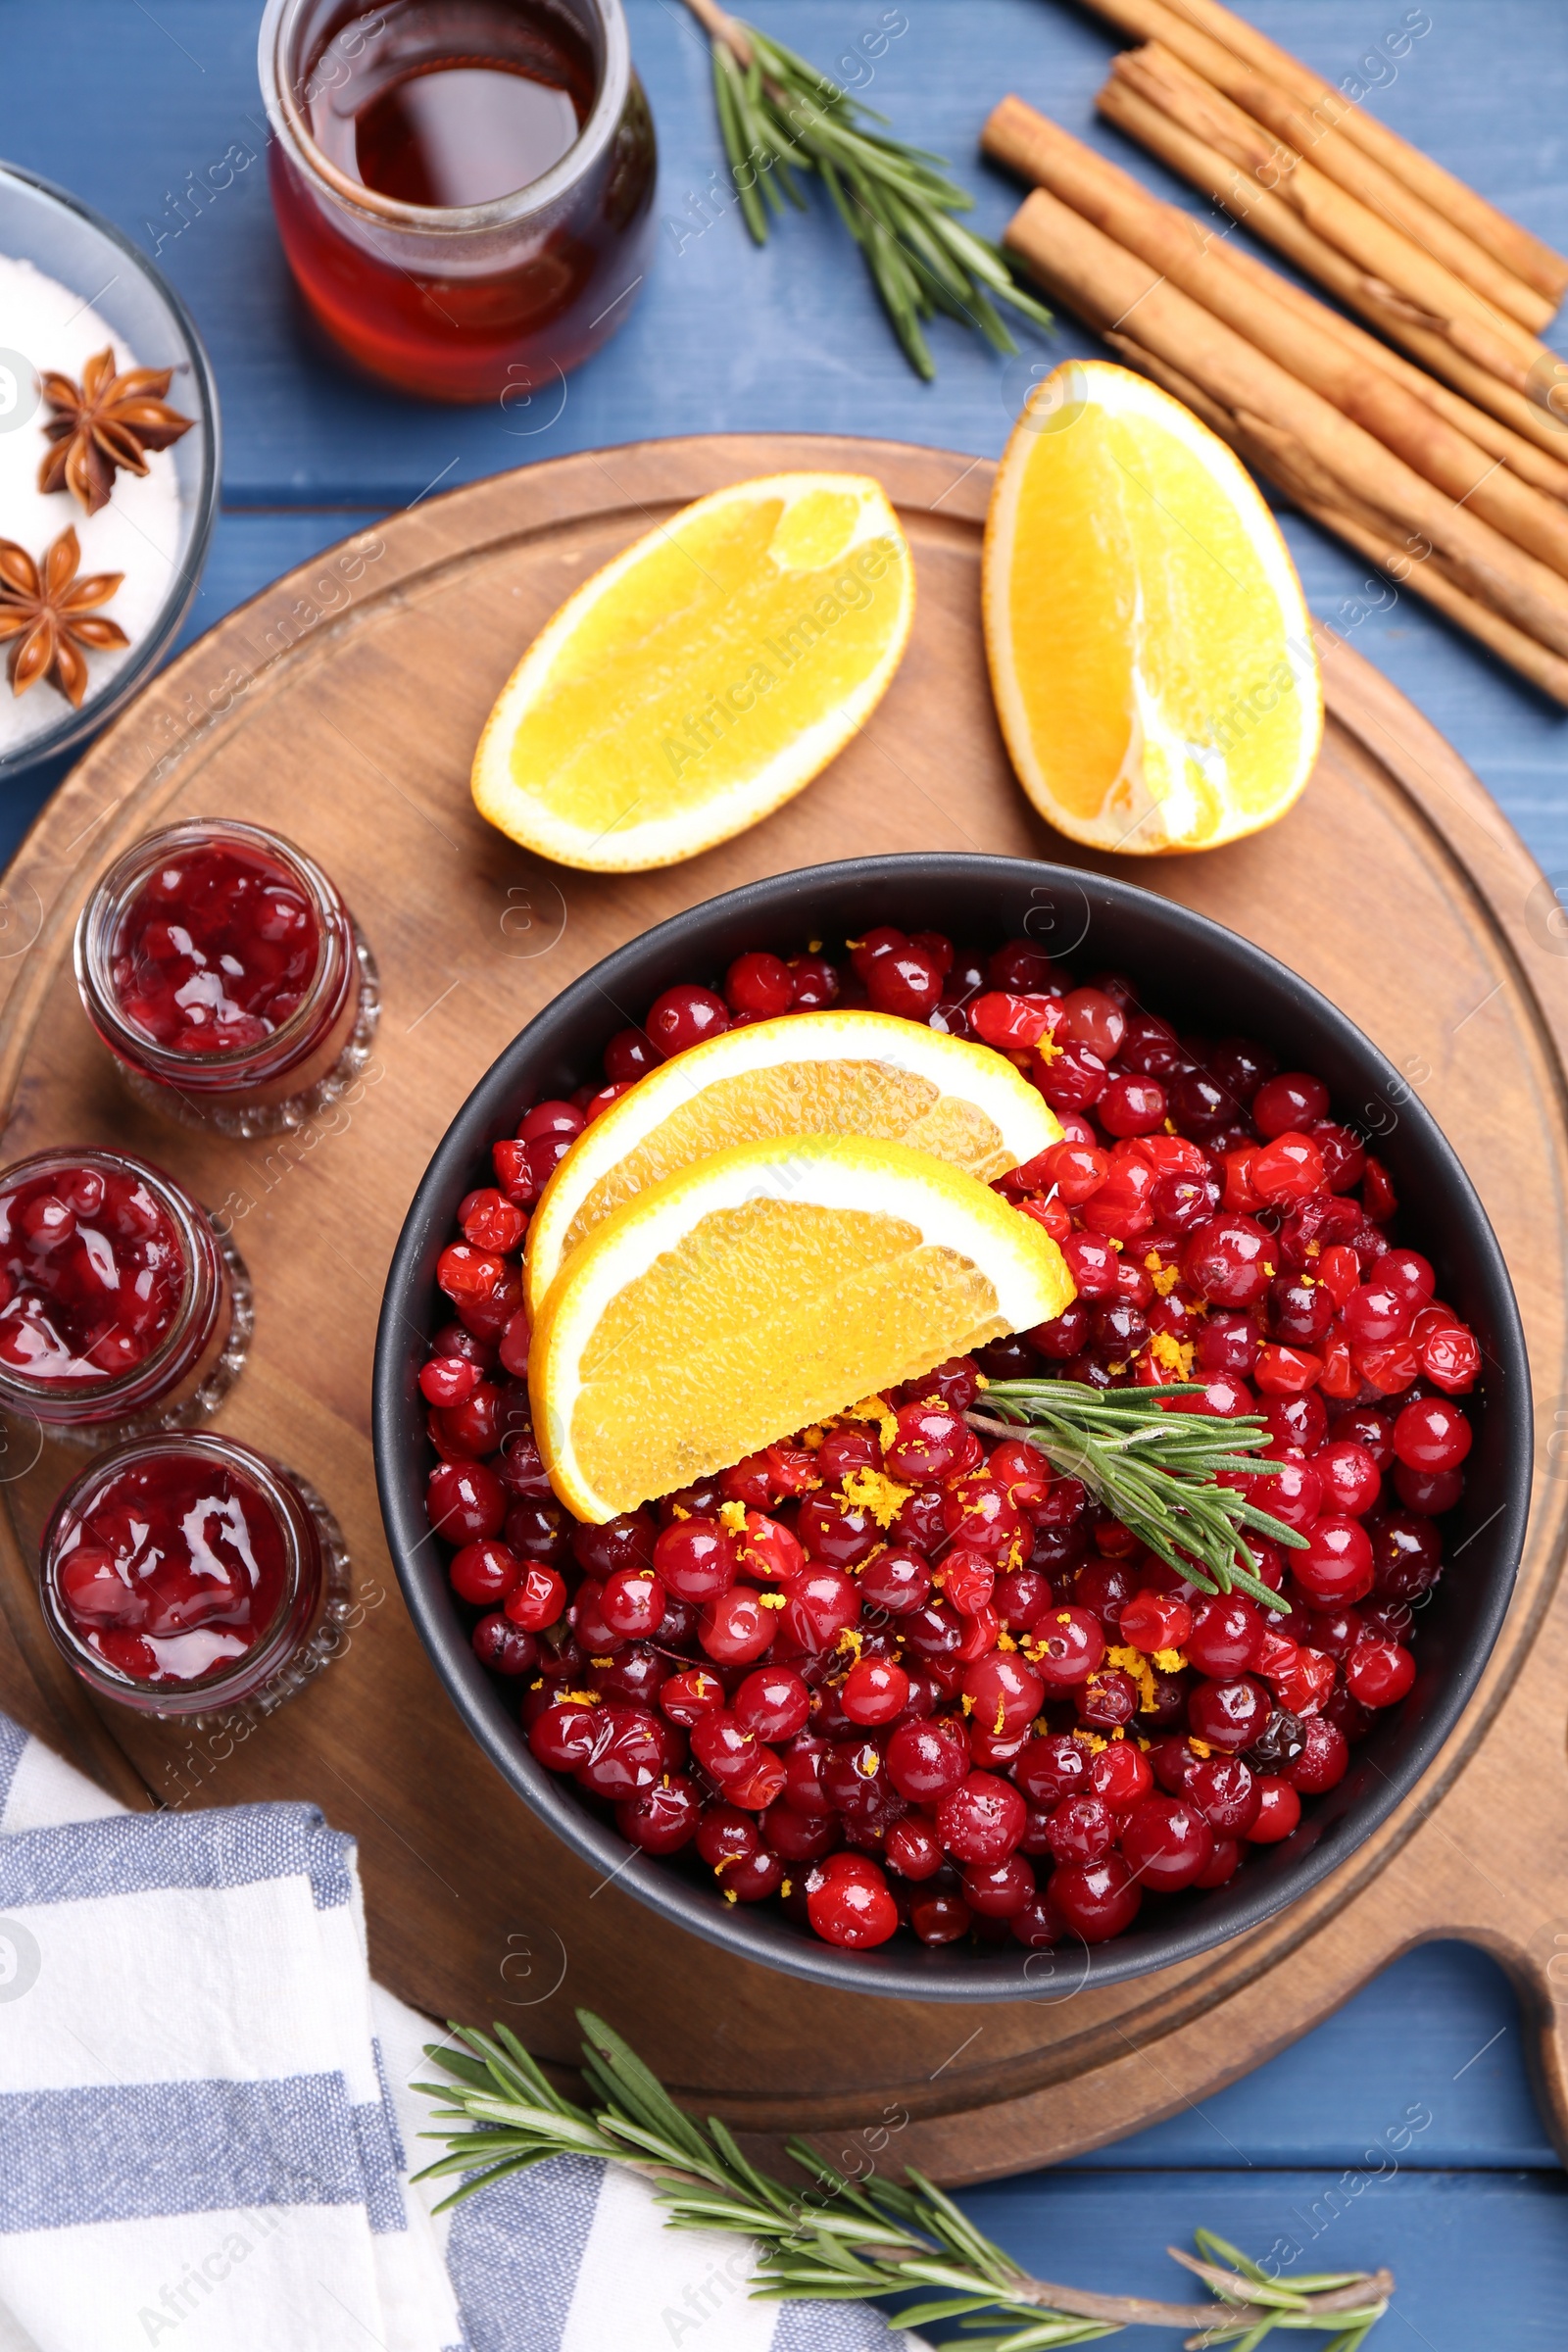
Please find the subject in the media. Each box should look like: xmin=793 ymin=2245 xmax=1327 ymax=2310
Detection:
xmin=984 ymin=360 xmax=1322 ymax=854
xmin=522 ymin=1009 xmax=1061 ymax=1319
xmin=471 ymin=473 xmax=915 ymax=871
xmin=529 ymin=1134 xmax=1075 ymax=1522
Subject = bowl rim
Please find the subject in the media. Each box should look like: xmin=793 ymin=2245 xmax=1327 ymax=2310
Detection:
xmin=0 ymin=160 xmax=222 ymax=775
xmin=372 ymin=852 xmax=1531 ymax=2002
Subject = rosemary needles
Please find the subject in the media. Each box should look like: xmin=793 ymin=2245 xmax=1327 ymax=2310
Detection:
xmin=681 ymin=0 xmax=1053 ymax=378
xmin=416 ymin=2009 xmax=1395 ymax=2348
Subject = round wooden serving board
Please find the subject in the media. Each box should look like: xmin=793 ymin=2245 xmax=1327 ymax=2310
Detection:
xmin=0 ymin=434 xmax=1565 ymax=2181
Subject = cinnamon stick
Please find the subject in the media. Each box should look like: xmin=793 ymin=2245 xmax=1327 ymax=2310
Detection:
xmin=1108 ymin=45 xmax=1546 ymax=391
xmin=999 ymin=185 xmax=1568 ymax=662
xmin=1097 ymin=71 xmax=1568 ymax=461
xmin=1082 ymin=0 xmax=1568 ymax=305
xmin=981 ymin=97 xmax=1568 ymax=578
xmin=1214 ymin=246 xmax=1568 ymax=505
xmin=1109 ymin=323 xmax=1568 ymax=704
xmin=1070 ymin=0 xmax=1550 ymax=328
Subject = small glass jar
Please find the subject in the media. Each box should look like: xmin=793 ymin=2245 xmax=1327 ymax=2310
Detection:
xmin=38 ymin=1431 xmax=352 ymax=1721
xmin=74 ymin=817 xmax=379 ymax=1139
xmin=0 ymin=1149 xmax=250 ymax=1444
xmin=258 ymin=0 xmax=657 ymax=402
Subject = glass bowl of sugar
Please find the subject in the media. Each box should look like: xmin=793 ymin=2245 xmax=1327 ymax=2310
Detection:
xmin=0 ymin=163 xmax=220 ymax=773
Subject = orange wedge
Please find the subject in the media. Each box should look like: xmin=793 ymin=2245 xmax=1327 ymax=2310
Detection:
xmin=471 ymin=473 xmax=915 ymax=871
xmin=522 ymin=1009 xmax=1061 ymax=1319
xmin=529 ymin=1134 xmax=1075 ymax=1522
xmin=984 ymin=361 xmax=1322 ymax=854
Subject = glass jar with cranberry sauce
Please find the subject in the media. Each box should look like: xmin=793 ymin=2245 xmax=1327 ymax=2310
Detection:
xmin=258 ymin=0 xmax=657 ymax=402
xmin=0 ymin=1150 xmax=250 ymax=1443
xmin=38 ymin=1432 xmax=351 ymax=1720
xmin=74 ymin=818 xmax=379 ymax=1138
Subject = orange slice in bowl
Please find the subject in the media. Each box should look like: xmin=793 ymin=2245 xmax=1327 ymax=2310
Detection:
xmin=529 ymin=1134 xmax=1075 ymax=1522
xmin=471 ymin=473 xmax=915 ymax=871
xmin=984 ymin=360 xmax=1322 ymax=855
xmin=522 ymin=1008 xmax=1062 ymax=1319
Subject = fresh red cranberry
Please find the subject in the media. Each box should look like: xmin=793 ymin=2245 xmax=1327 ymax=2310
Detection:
xmin=840 ymin=1656 xmax=909 ymax=1725
xmin=1393 ymin=1396 xmax=1472 ymax=1473
xmin=866 ymin=941 xmax=944 ymax=1018
xmin=1186 ymin=1594 xmax=1262 ymax=1676
xmin=1032 ymin=1604 xmax=1105 ymax=1688
xmin=528 ymin=1696 xmax=602 ymax=1771
xmin=1184 ymin=1214 xmax=1274 ymax=1308
xmin=962 ymin=1853 xmax=1037 ymax=1917
xmin=797 ymin=1494 xmax=883 ymax=1567
xmin=1287 ymin=1715 xmax=1348 ymax=1792
xmin=1043 ymin=1792 xmax=1115 ymax=1865
xmin=1049 ymin=1854 xmax=1141 ymax=1941
xmin=1012 ymin=1731 xmax=1087 ymax=1808
xmin=616 ymin=1778 xmax=701 ymax=1853
xmin=426 ymin=1459 xmax=506 ymax=1543
xmin=937 ymin=1771 xmax=1027 ymax=1863
xmin=1268 ymin=1274 xmax=1334 ymax=1347
xmin=1254 ymin=1072 xmax=1330 ymax=1137
xmin=1196 ymin=1314 xmax=1259 ymax=1379
xmin=780 ymin=1565 xmax=860 ymax=1651
xmin=1120 ymin=1794 xmax=1214 ymax=1891
xmin=646 ymin=984 xmax=729 ymax=1056
xmin=787 ymin=954 xmax=840 ymax=1008
xmin=806 ymin=1856 xmax=898 ymax=1948
xmin=1392 ymin=1461 xmax=1464 ymax=1515
xmin=1187 ymin=1675 xmax=1270 ymax=1752
xmin=1186 ymin=1754 xmax=1259 ymax=1834
xmin=419 ymin=1354 xmax=482 ymax=1408
xmin=1368 ymin=1511 xmax=1443 ymax=1601
xmin=941 ymin=1475 xmax=1026 ymax=1561
xmin=1315 ymin=1442 xmax=1382 ymax=1517
xmin=472 ymin=1613 xmax=537 ymax=1675
xmin=723 ymin=951 xmax=794 ymax=1018
xmin=504 ymin=1563 xmax=566 ymax=1631
xmin=1037 ymin=1038 xmax=1107 ymax=1111
xmin=654 ymin=1518 xmax=738 ymax=1601
xmin=1099 ymin=1074 xmax=1167 ymax=1138
xmin=883 ymin=1715 xmax=965 ymax=1802
xmin=1346 ymin=1640 xmax=1416 ymax=1708
xmin=576 ymin=1706 xmax=665 ymax=1801
xmin=449 ymin=1540 xmax=522 ymax=1606
xmin=1246 ymin=1777 xmax=1301 ymax=1841
xmin=882 ymin=1402 xmax=982 ymax=1485
xmin=700 ymin=1587 xmax=776 ymax=1665
xmin=857 ymin=1547 xmax=931 ymax=1616
xmin=660 ymin=1666 xmax=726 ymax=1726
xmin=1296 ymin=1518 xmax=1375 ymax=1605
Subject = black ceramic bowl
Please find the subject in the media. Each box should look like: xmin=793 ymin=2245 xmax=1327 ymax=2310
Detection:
xmin=372 ymin=855 xmax=1529 ymax=1999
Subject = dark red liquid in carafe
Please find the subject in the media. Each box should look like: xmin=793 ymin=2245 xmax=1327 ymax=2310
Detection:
xmin=272 ymin=0 xmax=656 ymax=400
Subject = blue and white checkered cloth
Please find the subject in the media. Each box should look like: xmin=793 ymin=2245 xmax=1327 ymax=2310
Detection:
xmin=0 ymin=1711 xmax=917 ymax=2352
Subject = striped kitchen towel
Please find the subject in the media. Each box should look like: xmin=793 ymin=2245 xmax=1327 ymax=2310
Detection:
xmin=0 ymin=1713 xmax=917 ymax=2352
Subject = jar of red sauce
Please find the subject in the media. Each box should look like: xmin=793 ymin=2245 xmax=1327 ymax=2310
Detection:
xmin=0 ymin=1149 xmax=249 ymax=1443
xmin=38 ymin=1432 xmax=350 ymax=1718
xmin=74 ymin=819 xmax=379 ymax=1138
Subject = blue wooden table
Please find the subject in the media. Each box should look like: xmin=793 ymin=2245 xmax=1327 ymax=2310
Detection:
xmin=2 ymin=4 xmax=1566 ymax=2342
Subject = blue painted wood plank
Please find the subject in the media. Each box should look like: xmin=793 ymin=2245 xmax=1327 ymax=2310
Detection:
xmin=1066 ymin=1943 xmax=1557 ymax=2172
xmin=953 ymin=2171 xmax=1568 ymax=2352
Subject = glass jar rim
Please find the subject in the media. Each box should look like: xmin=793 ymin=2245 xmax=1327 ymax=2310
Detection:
xmin=258 ymin=0 xmax=633 ymax=234
xmin=0 ymin=1148 xmax=220 ymax=1409
xmin=74 ymin=816 xmax=353 ymax=1085
xmin=38 ymin=1431 xmax=318 ymax=1706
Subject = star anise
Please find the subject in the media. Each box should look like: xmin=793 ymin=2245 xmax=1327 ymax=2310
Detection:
xmin=0 ymin=528 xmax=128 ymax=708
xmin=38 ymin=346 xmax=193 ymax=516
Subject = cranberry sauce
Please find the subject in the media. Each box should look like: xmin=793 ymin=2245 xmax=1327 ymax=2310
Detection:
xmin=41 ymin=1436 xmax=320 ymax=1699
xmin=110 ymin=837 xmax=322 ymax=1057
xmin=0 ymin=1157 xmax=187 ymax=1387
xmin=419 ymin=925 xmax=1485 ymax=1959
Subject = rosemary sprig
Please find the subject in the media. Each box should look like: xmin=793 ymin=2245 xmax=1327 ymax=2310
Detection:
xmin=416 ymin=2010 xmax=1393 ymax=2349
xmin=971 ymin=1380 xmax=1307 ymax=1613
xmin=681 ymin=0 xmax=1053 ymax=378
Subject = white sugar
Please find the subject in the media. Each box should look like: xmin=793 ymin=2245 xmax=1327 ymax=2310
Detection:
xmin=0 ymin=253 xmax=188 ymax=757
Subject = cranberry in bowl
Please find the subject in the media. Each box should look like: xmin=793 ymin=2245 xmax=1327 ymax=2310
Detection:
xmin=74 ymin=817 xmax=379 ymax=1137
xmin=373 ymin=854 xmax=1528 ymax=1999
xmin=38 ymin=1430 xmax=350 ymax=1718
xmin=0 ymin=1148 xmax=249 ymax=1442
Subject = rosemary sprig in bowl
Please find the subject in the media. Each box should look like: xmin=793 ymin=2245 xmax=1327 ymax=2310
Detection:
xmin=969 ymin=1379 xmax=1308 ymax=1614
xmin=416 ymin=2009 xmax=1394 ymax=2349
xmin=680 ymin=0 xmax=1053 ymax=378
